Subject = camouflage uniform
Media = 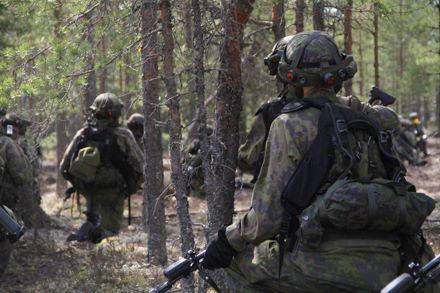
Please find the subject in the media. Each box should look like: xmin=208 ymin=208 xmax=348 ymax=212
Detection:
xmin=0 ymin=134 xmax=32 ymax=276
xmin=393 ymin=118 xmax=424 ymax=165
xmin=60 ymin=93 xmax=144 ymax=240
xmin=203 ymin=31 xmax=436 ymax=292
xmin=409 ymin=112 xmax=428 ymax=156
xmin=182 ymin=126 xmax=213 ymax=198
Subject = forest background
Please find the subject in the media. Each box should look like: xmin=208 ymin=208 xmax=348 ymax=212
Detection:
xmin=0 ymin=0 xmax=439 ymax=292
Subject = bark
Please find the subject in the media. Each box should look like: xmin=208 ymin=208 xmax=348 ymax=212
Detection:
xmin=295 ymin=0 xmax=305 ymax=33
xmin=183 ymin=0 xmax=196 ymax=126
xmin=82 ymin=6 xmax=97 ymax=115
xmin=55 ymin=0 xmax=67 ymax=198
xmin=271 ymin=1 xmax=285 ymax=42
xmin=209 ymin=0 xmax=255 ymax=233
xmin=397 ymin=0 xmax=404 ymax=113
xmin=373 ymin=1 xmax=380 ymax=87
xmin=437 ymin=3 xmax=440 ymax=134
xmin=192 ymin=2 xmax=211 ymax=290
xmin=141 ymin=0 xmax=167 ymax=266
xmin=312 ymin=0 xmax=325 ymax=31
xmin=343 ymin=0 xmax=353 ymax=96
xmin=99 ymin=37 xmax=107 ymax=93
xmin=160 ymin=0 xmax=195 ymax=291
xmin=358 ymin=29 xmax=364 ymax=98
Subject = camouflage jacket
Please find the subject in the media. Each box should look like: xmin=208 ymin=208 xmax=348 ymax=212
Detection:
xmin=226 ymin=88 xmax=399 ymax=252
xmin=237 ymin=90 xmax=398 ymax=175
xmin=0 ymin=135 xmax=33 ymax=207
xmin=60 ymin=120 xmax=144 ymax=194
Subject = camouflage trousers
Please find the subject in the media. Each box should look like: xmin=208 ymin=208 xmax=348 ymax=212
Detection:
xmin=86 ymin=189 xmax=125 ymax=234
xmin=0 ymin=238 xmax=12 ymax=277
xmin=226 ymin=238 xmax=404 ymax=293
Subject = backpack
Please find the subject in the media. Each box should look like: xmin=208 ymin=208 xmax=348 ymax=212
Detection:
xmin=277 ymin=96 xmax=435 ymax=272
xmin=69 ymin=125 xmax=133 ymax=192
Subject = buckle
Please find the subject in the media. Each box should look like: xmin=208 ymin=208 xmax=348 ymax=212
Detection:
xmin=336 ymin=119 xmax=348 ymax=133
xmin=380 ymin=131 xmax=390 ymax=144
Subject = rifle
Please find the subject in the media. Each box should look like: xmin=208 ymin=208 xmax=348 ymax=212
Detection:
xmin=0 ymin=205 xmax=25 ymax=243
xmin=381 ymin=255 xmax=440 ymax=293
xmin=368 ymin=86 xmax=396 ymax=106
xmin=150 ymin=249 xmax=221 ymax=293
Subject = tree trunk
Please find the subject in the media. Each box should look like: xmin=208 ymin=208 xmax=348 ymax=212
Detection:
xmin=141 ymin=0 xmax=167 ymax=266
xmin=99 ymin=37 xmax=107 ymax=94
xmin=160 ymin=0 xmax=195 ymax=291
xmin=271 ymin=1 xmax=285 ymax=42
xmin=358 ymin=29 xmax=364 ymax=98
xmin=436 ymin=2 xmax=440 ymax=134
xmin=55 ymin=0 xmax=67 ymax=198
xmin=183 ymin=0 xmax=196 ymax=127
xmin=397 ymin=0 xmax=405 ymax=113
xmin=82 ymin=7 xmax=97 ymax=116
xmin=209 ymin=0 xmax=255 ymax=234
xmin=343 ymin=0 xmax=353 ymax=96
xmin=312 ymin=0 xmax=325 ymax=31
xmin=373 ymin=1 xmax=380 ymax=87
xmin=295 ymin=0 xmax=305 ymax=33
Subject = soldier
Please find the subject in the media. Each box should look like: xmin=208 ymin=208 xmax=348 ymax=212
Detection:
xmin=394 ymin=117 xmax=426 ymax=166
xmin=409 ymin=112 xmax=428 ymax=157
xmin=238 ymin=35 xmax=360 ymax=183
xmin=126 ymin=113 xmax=145 ymax=149
xmin=201 ymin=31 xmax=437 ymax=292
xmin=181 ymin=125 xmax=213 ymax=198
xmin=0 ymin=116 xmax=33 ymax=276
xmin=60 ymin=93 xmax=144 ymax=243
xmin=2 ymin=113 xmax=42 ymax=204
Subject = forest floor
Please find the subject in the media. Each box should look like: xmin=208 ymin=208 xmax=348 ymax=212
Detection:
xmin=1 ymin=138 xmax=440 ymax=292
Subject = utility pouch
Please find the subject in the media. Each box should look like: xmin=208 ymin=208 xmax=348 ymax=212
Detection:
xmin=313 ymin=179 xmax=435 ymax=235
xmin=68 ymin=146 xmax=101 ymax=183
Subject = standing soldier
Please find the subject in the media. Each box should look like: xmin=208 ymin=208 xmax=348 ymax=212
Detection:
xmin=409 ymin=112 xmax=428 ymax=157
xmin=126 ymin=113 xmax=145 ymax=149
xmin=60 ymin=93 xmax=144 ymax=243
xmin=394 ymin=117 xmax=426 ymax=166
xmin=0 ymin=115 xmax=33 ymax=276
xmin=201 ymin=31 xmax=437 ymax=292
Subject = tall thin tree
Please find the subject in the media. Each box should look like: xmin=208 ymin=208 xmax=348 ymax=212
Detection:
xmin=141 ymin=0 xmax=167 ymax=266
xmin=82 ymin=5 xmax=97 ymax=115
xmin=343 ymin=0 xmax=353 ymax=95
xmin=55 ymin=0 xmax=68 ymax=198
xmin=313 ymin=0 xmax=325 ymax=31
xmin=160 ymin=0 xmax=195 ymax=291
xmin=272 ymin=0 xmax=285 ymax=42
xmin=208 ymin=0 xmax=255 ymax=235
xmin=373 ymin=1 xmax=380 ymax=87
xmin=295 ymin=0 xmax=305 ymax=33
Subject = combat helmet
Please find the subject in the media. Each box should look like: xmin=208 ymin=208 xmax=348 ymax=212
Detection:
xmin=90 ymin=93 xmax=123 ymax=120
xmin=3 ymin=112 xmax=31 ymax=135
xmin=127 ymin=113 xmax=145 ymax=129
xmin=264 ymin=35 xmax=294 ymax=76
xmin=277 ymin=31 xmax=357 ymax=89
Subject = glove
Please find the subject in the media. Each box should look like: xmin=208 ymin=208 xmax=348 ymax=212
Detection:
xmin=201 ymin=227 xmax=236 ymax=270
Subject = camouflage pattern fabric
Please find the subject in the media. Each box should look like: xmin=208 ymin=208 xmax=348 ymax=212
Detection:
xmin=60 ymin=120 xmax=143 ymax=235
xmin=0 ymin=136 xmax=33 ymax=208
xmin=224 ymin=88 xmax=437 ymax=292
xmin=19 ymin=138 xmax=42 ymax=204
xmin=182 ymin=138 xmax=205 ymax=198
xmin=0 ymin=135 xmax=32 ymax=277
